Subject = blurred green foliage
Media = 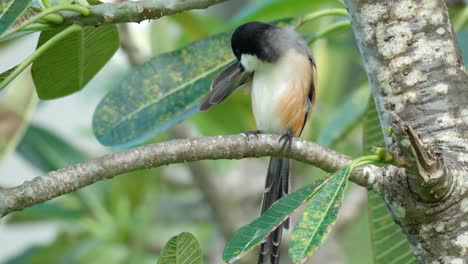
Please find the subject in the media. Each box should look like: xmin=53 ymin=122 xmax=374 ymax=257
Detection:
xmin=364 ymin=99 xmax=417 ymax=264
xmin=2 ymin=0 xmax=467 ymax=263
xmin=0 ymin=0 xmax=33 ymax=35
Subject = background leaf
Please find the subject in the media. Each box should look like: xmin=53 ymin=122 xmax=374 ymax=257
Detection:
xmin=31 ymin=25 xmax=83 ymax=98
xmin=0 ymin=70 xmax=37 ymax=159
xmin=317 ymin=84 xmax=369 ymax=147
xmin=457 ymin=30 xmax=468 ymax=67
xmin=0 ymin=6 xmax=45 ymax=40
xmin=16 ymin=123 xmax=87 ymax=172
xmin=5 ymin=233 xmax=77 ymax=264
xmin=364 ymin=98 xmax=417 ymax=264
xmin=231 ymin=0 xmax=317 ymax=24
xmin=0 ymin=65 xmax=16 ymax=82
xmin=289 ymin=166 xmax=350 ymax=264
xmin=0 ymin=0 xmax=32 ymax=35
xmin=93 ymin=31 xmax=232 ymax=147
xmin=92 ymin=19 xmax=294 ymax=147
xmin=7 ymin=202 xmax=81 ymax=222
xmin=31 ymin=24 xmax=119 ymax=99
xmin=222 ymin=178 xmax=329 ymax=263
xmin=8 ymin=123 xmax=87 ymax=222
xmin=158 ymin=232 xmax=203 ymax=264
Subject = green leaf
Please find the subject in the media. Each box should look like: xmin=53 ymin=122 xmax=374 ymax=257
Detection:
xmin=31 ymin=25 xmax=82 ymax=98
xmin=231 ymin=0 xmax=317 ymax=24
xmin=4 ymin=233 xmax=76 ymax=264
xmin=222 ymin=178 xmax=330 ymax=263
xmin=457 ymin=30 xmax=468 ymax=67
xmin=289 ymin=165 xmax=351 ymax=263
xmin=93 ymin=30 xmax=232 ymax=147
xmin=363 ymin=97 xmax=384 ymax=151
xmin=364 ymin=98 xmax=417 ymax=264
xmin=7 ymin=202 xmax=81 ymax=222
xmin=158 ymin=232 xmax=203 ymax=264
xmin=9 ymin=124 xmax=86 ymax=222
xmin=16 ymin=123 xmax=87 ymax=172
xmin=171 ymin=12 xmax=209 ymax=39
xmin=368 ymin=192 xmax=417 ymax=264
xmin=31 ymin=24 xmax=119 ymax=99
xmin=0 ymin=6 xmax=44 ymax=40
xmin=8 ymin=6 xmax=41 ymax=30
xmin=0 ymin=7 xmax=43 ymax=42
xmin=0 ymin=0 xmax=32 ymax=35
xmin=0 ymin=65 xmax=16 ymax=82
xmin=317 ymin=84 xmax=369 ymax=147
xmin=0 ymin=70 xmax=37 ymax=159
xmin=92 ymin=19 xmax=295 ymax=147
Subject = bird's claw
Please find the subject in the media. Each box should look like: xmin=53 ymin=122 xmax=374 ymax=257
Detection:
xmin=279 ymin=131 xmax=294 ymax=152
xmin=243 ymin=130 xmax=262 ymax=139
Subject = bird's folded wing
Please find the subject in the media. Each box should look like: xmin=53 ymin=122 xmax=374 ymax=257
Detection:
xmin=199 ymin=61 xmax=252 ymax=111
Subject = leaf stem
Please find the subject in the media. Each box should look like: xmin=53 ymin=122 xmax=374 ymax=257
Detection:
xmin=40 ymin=14 xmax=64 ymax=24
xmin=307 ymin=20 xmax=351 ymax=44
xmin=0 ymin=4 xmax=90 ymax=39
xmin=301 ymin=8 xmax=348 ymax=25
xmin=349 ymin=155 xmax=382 ymax=169
xmin=47 ymin=4 xmax=91 ymax=16
xmin=0 ymin=25 xmax=82 ymax=91
xmin=20 ymin=23 xmax=57 ymax=32
xmin=41 ymin=0 xmax=51 ymax=8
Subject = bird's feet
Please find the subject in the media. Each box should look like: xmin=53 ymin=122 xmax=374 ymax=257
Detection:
xmin=279 ymin=131 xmax=294 ymax=152
xmin=243 ymin=130 xmax=262 ymax=139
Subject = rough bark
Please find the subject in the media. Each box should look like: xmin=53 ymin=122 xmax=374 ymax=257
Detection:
xmin=0 ymin=134 xmax=382 ymax=217
xmin=344 ymin=0 xmax=468 ymax=262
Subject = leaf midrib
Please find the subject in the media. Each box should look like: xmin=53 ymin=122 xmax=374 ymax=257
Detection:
xmin=292 ymin=168 xmax=349 ymax=261
xmin=224 ymin=178 xmax=332 ymax=263
xmin=0 ymin=0 xmax=16 ymax=19
xmin=99 ymin=58 xmax=234 ymax=136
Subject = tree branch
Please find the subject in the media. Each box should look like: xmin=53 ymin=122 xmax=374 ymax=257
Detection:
xmin=61 ymin=0 xmax=229 ymax=26
xmin=344 ymin=0 xmax=468 ymax=261
xmin=0 ymin=134 xmax=382 ymax=217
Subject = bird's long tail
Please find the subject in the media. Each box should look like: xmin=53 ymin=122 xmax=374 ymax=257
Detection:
xmin=258 ymin=157 xmax=290 ymax=264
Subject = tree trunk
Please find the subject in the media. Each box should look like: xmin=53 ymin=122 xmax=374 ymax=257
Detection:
xmin=344 ymin=0 xmax=468 ymax=262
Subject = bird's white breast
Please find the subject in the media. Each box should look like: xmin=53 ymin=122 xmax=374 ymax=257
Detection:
xmin=250 ymin=49 xmax=309 ymax=134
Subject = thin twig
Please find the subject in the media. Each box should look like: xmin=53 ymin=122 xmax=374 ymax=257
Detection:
xmin=61 ymin=0 xmax=230 ymax=26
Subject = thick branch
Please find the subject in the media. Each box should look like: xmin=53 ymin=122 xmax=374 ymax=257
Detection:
xmin=0 ymin=134 xmax=381 ymax=217
xmin=62 ymin=0 xmax=229 ymax=26
xmin=344 ymin=0 xmax=468 ymax=261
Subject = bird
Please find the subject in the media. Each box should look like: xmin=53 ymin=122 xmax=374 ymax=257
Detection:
xmin=199 ymin=21 xmax=317 ymax=264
